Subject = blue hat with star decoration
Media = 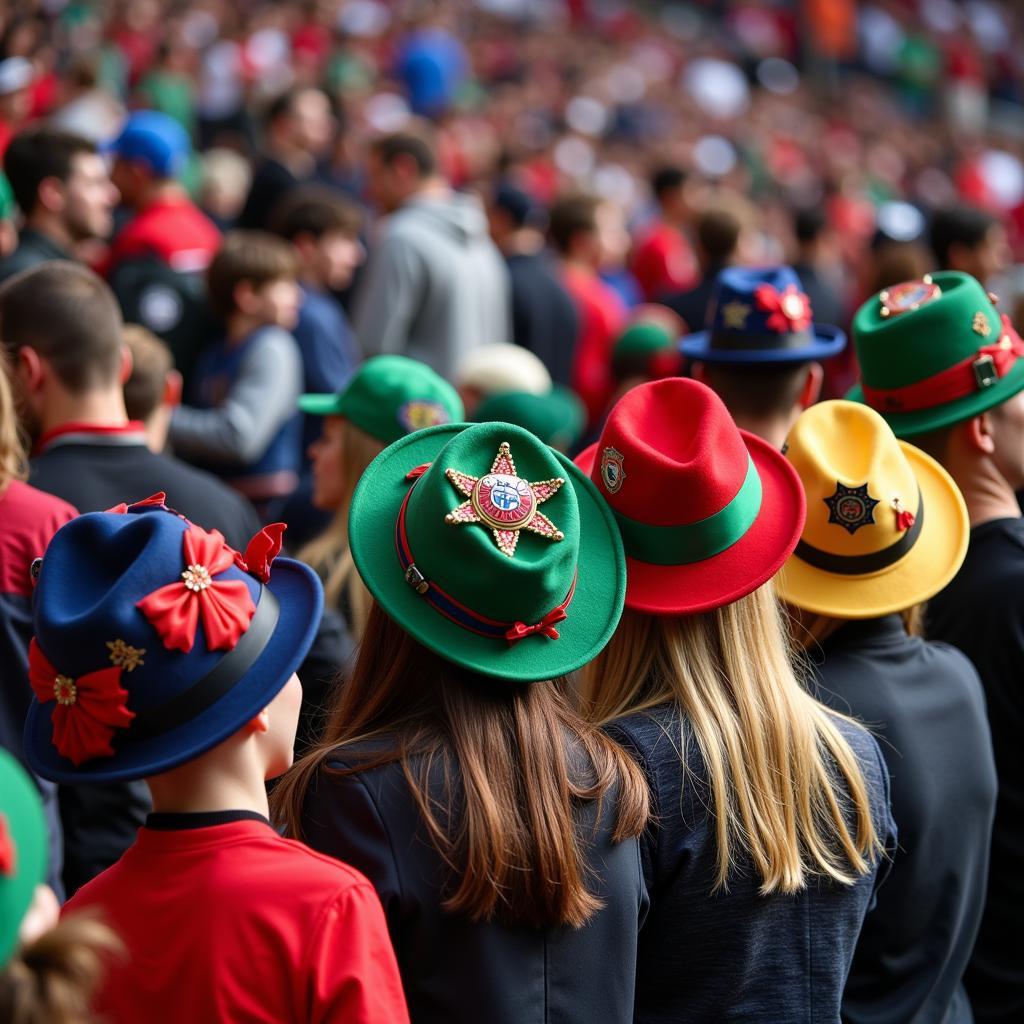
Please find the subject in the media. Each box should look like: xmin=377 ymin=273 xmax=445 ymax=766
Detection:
xmin=681 ymin=265 xmax=846 ymax=364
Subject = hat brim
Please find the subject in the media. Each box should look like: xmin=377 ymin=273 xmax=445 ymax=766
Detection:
xmin=348 ymin=424 xmax=626 ymax=682
xmin=775 ymin=442 xmax=969 ymax=618
xmin=846 ymin=357 xmax=1024 ymax=436
xmin=298 ymin=393 xmax=345 ymax=416
xmin=576 ymin=431 xmax=805 ymax=615
xmin=24 ymin=558 xmax=323 ymax=785
xmin=681 ymin=324 xmax=846 ymax=364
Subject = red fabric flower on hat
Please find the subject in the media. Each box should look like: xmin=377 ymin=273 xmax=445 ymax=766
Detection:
xmin=233 ymin=523 xmax=286 ymax=583
xmin=754 ymin=283 xmax=813 ymax=334
xmin=28 ymin=639 xmax=135 ymax=766
xmin=0 ymin=814 xmax=15 ymax=876
xmin=137 ymin=525 xmax=255 ymax=653
xmin=105 ymin=492 xmax=168 ymax=514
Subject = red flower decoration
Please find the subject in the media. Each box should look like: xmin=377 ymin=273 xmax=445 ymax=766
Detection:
xmin=0 ymin=814 xmax=15 ymax=877
xmin=137 ymin=525 xmax=255 ymax=653
xmin=105 ymin=492 xmax=167 ymax=514
xmin=233 ymin=523 xmax=286 ymax=583
xmin=28 ymin=639 xmax=135 ymax=766
xmin=754 ymin=283 xmax=813 ymax=334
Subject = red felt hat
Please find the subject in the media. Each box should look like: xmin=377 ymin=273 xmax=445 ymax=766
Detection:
xmin=576 ymin=378 xmax=806 ymax=614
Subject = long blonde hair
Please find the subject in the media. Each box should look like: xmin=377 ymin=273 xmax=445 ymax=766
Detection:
xmin=298 ymin=420 xmax=385 ymax=635
xmin=582 ymin=583 xmax=881 ymax=895
xmin=0 ymin=358 xmax=27 ymax=494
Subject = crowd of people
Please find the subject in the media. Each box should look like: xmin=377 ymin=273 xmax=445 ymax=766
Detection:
xmin=1 ymin=0 xmax=1024 ymax=1022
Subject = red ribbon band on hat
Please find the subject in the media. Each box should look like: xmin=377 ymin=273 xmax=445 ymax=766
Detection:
xmin=862 ymin=314 xmax=1024 ymax=414
xmin=0 ymin=815 xmax=15 ymax=876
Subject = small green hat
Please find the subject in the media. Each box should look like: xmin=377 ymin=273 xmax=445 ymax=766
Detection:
xmin=0 ymin=749 xmax=47 ymax=966
xmin=847 ymin=271 xmax=1024 ymax=437
xmin=473 ymin=387 xmax=586 ymax=452
xmin=299 ymin=354 xmax=464 ymax=444
xmin=0 ymin=173 xmax=13 ymax=221
xmin=612 ymin=322 xmax=682 ymax=379
xmin=348 ymin=420 xmax=626 ymax=682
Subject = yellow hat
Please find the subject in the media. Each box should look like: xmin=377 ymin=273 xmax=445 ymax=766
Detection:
xmin=776 ymin=400 xmax=968 ymax=618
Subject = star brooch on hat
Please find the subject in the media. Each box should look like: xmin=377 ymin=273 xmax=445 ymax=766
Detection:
xmin=445 ymin=442 xmax=565 ymax=557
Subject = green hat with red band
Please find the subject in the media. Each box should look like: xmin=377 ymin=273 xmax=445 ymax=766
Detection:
xmin=848 ymin=271 xmax=1024 ymax=437
xmin=299 ymin=354 xmax=464 ymax=445
xmin=0 ymin=748 xmax=47 ymax=967
xmin=348 ymin=421 xmax=626 ymax=682
xmin=575 ymin=378 xmax=806 ymax=615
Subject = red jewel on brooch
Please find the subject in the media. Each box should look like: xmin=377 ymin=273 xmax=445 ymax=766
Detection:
xmin=754 ymin=283 xmax=813 ymax=334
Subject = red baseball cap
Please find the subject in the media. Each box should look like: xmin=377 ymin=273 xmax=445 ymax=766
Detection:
xmin=576 ymin=378 xmax=806 ymax=614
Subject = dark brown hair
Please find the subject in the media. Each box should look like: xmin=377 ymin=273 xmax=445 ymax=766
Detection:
xmin=270 ymin=185 xmax=363 ymax=242
xmin=702 ymin=362 xmax=811 ymax=420
xmin=272 ymin=603 xmax=649 ymax=928
xmin=3 ymin=128 xmax=97 ymax=216
xmin=370 ymin=127 xmax=438 ymax=178
xmin=122 ymin=324 xmax=172 ymax=422
xmin=548 ymin=193 xmax=602 ymax=256
xmin=0 ymin=263 xmax=123 ymax=393
xmin=206 ymin=231 xmax=298 ymax=317
xmin=695 ymin=206 xmax=742 ymax=264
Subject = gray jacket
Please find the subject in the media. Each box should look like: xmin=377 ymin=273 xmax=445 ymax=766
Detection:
xmin=354 ymin=192 xmax=511 ymax=377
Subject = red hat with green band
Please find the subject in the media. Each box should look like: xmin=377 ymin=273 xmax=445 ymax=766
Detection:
xmin=847 ymin=271 xmax=1024 ymax=437
xmin=575 ymin=378 xmax=806 ymax=615
xmin=347 ymin=421 xmax=626 ymax=681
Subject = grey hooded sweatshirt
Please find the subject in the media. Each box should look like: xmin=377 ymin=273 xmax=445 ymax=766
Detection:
xmin=354 ymin=191 xmax=511 ymax=378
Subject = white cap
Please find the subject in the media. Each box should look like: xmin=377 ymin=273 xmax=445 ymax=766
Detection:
xmin=455 ymin=344 xmax=552 ymax=397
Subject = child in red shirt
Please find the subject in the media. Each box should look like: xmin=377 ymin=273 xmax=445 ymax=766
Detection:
xmin=24 ymin=497 xmax=408 ymax=1023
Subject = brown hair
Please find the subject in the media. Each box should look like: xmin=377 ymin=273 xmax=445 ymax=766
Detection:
xmin=370 ymin=126 xmax=438 ymax=179
xmin=548 ymin=193 xmax=602 ymax=256
xmin=272 ymin=603 xmax=649 ymax=928
xmin=270 ymin=185 xmax=363 ymax=242
xmin=0 ymin=911 xmax=122 ymax=1024
xmin=0 ymin=263 xmax=123 ymax=393
xmin=122 ymin=324 xmax=172 ymax=423
xmin=0 ymin=355 xmax=26 ymax=489
xmin=206 ymin=231 xmax=298 ymax=317
xmin=695 ymin=206 xmax=742 ymax=265
xmin=701 ymin=362 xmax=811 ymax=421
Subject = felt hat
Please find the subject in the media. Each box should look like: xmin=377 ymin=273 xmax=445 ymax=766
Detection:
xmin=847 ymin=271 xmax=1024 ymax=437
xmin=299 ymin=354 xmax=464 ymax=444
xmin=0 ymin=749 xmax=47 ymax=967
xmin=455 ymin=343 xmax=552 ymax=397
xmin=348 ymin=421 xmax=625 ymax=681
xmin=776 ymin=401 xmax=969 ymax=618
xmin=473 ymin=386 xmax=586 ymax=451
xmin=681 ymin=265 xmax=846 ymax=364
xmin=24 ymin=496 xmax=322 ymax=785
xmin=612 ymin=321 xmax=685 ymax=379
xmin=575 ymin=378 xmax=805 ymax=615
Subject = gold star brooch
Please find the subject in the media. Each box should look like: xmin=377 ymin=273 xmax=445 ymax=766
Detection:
xmin=721 ymin=299 xmax=751 ymax=330
xmin=445 ymin=442 xmax=565 ymax=557
xmin=106 ymin=639 xmax=146 ymax=672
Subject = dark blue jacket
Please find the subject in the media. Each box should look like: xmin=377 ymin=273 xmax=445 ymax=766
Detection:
xmin=607 ymin=702 xmax=895 ymax=1024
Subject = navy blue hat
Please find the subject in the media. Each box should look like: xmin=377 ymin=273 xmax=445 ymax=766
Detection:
xmin=681 ymin=266 xmax=846 ymax=364
xmin=106 ymin=111 xmax=190 ymax=178
xmin=24 ymin=497 xmax=322 ymax=785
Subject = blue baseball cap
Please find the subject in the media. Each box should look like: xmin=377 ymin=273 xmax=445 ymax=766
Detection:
xmin=106 ymin=111 xmax=190 ymax=179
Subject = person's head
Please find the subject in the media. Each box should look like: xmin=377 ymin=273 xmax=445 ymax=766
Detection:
xmin=121 ymin=324 xmax=181 ymax=454
xmin=865 ymin=240 xmax=933 ymax=297
xmin=266 ymin=87 xmax=334 ymax=160
xmin=0 ymin=262 xmax=127 ymax=440
xmin=199 ymin=147 xmax=252 ymax=224
xmin=206 ymin=231 xmax=300 ymax=331
xmin=0 ymin=57 xmax=32 ymax=127
xmin=454 ymin=342 xmax=551 ymax=416
xmin=487 ymin=182 xmax=539 ymax=250
xmin=930 ymin=205 xmax=1010 ymax=284
xmin=107 ymin=111 xmax=190 ymax=211
xmin=270 ymin=184 xmax=364 ymax=292
xmin=548 ymin=192 xmax=629 ymax=270
xmin=693 ymin=205 xmax=742 ymax=270
xmin=793 ymin=205 xmax=838 ymax=264
xmin=3 ymin=128 xmax=117 ymax=242
xmin=365 ymin=126 xmax=441 ymax=214
xmin=650 ymin=164 xmax=687 ymax=222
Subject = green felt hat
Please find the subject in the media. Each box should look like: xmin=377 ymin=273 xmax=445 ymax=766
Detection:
xmin=0 ymin=173 xmax=13 ymax=221
xmin=612 ymin=321 xmax=681 ymax=378
xmin=848 ymin=271 xmax=1024 ymax=437
xmin=348 ymin=420 xmax=626 ymax=682
xmin=299 ymin=354 xmax=464 ymax=444
xmin=473 ymin=387 xmax=586 ymax=452
xmin=0 ymin=749 xmax=47 ymax=966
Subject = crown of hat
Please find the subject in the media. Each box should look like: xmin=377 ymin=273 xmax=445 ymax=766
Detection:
xmin=707 ymin=265 xmax=813 ymax=335
xmin=394 ymin=422 xmax=579 ymax=628
xmin=785 ymin=401 xmax=920 ymax=560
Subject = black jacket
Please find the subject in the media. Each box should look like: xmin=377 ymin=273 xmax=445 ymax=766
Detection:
xmin=607 ymin=702 xmax=895 ymax=1024
xmin=0 ymin=228 xmax=70 ymax=283
xmin=300 ymin=739 xmax=647 ymax=1024
xmin=813 ymin=615 xmax=997 ymax=1024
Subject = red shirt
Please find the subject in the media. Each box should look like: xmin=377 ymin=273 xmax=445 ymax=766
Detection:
xmin=563 ymin=265 xmax=627 ymax=425
xmin=107 ymin=195 xmax=221 ymax=275
xmin=64 ymin=815 xmax=410 ymax=1024
xmin=630 ymin=222 xmax=697 ymax=301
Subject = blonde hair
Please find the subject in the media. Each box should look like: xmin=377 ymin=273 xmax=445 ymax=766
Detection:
xmin=0 ymin=358 xmax=27 ymax=492
xmin=298 ymin=419 xmax=385 ymax=636
xmin=582 ymin=584 xmax=881 ymax=895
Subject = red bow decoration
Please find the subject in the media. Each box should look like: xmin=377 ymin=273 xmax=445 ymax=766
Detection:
xmin=405 ymin=463 xmax=432 ymax=481
xmin=891 ymin=497 xmax=915 ymax=532
xmin=28 ymin=639 xmax=135 ymax=766
xmin=137 ymin=525 xmax=255 ymax=653
xmin=105 ymin=492 xmax=167 ymax=514
xmin=754 ymin=283 xmax=813 ymax=334
xmin=0 ymin=814 xmax=15 ymax=877
xmin=505 ymin=606 xmax=568 ymax=644
xmin=233 ymin=523 xmax=286 ymax=583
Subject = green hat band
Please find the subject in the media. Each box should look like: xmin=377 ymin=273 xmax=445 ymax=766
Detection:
xmin=612 ymin=455 xmax=762 ymax=566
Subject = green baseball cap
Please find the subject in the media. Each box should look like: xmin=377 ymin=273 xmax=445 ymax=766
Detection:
xmin=847 ymin=271 xmax=1024 ymax=437
xmin=473 ymin=387 xmax=586 ymax=452
xmin=348 ymin=420 xmax=626 ymax=682
xmin=299 ymin=354 xmax=464 ymax=444
xmin=0 ymin=748 xmax=47 ymax=966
